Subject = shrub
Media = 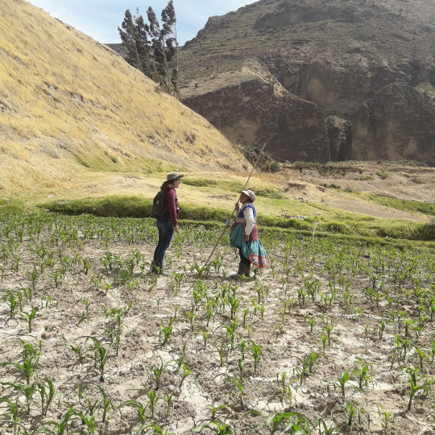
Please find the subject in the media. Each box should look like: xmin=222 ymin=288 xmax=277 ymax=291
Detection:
xmin=270 ymin=161 xmax=280 ymax=173
xmin=376 ymin=171 xmax=389 ymax=180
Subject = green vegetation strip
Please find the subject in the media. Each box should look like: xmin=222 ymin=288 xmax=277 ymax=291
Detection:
xmin=39 ymin=196 xmax=435 ymax=243
xmin=352 ymin=192 xmax=435 ymax=216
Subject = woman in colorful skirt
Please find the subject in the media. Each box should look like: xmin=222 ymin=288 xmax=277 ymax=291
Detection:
xmin=230 ymin=189 xmax=267 ymax=278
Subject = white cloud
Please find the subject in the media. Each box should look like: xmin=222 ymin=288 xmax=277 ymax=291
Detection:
xmin=27 ymin=0 xmax=258 ymax=44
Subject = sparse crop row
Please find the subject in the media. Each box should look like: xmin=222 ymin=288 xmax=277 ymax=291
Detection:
xmin=0 ymin=212 xmax=434 ymax=434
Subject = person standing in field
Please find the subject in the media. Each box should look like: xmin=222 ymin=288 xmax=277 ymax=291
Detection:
xmin=151 ymin=172 xmax=184 ymax=274
xmin=230 ymin=190 xmax=267 ymax=278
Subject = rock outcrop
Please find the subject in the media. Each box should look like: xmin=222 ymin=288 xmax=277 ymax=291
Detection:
xmin=179 ymin=0 xmax=435 ymax=164
xmin=182 ymin=63 xmax=330 ymax=162
xmin=352 ymin=83 xmax=435 ymax=164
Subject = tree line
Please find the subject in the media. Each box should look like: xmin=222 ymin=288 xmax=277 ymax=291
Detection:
xmin=118 ymin=1 xmax=178 ymax=96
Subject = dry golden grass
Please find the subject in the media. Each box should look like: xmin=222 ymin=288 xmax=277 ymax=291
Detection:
xmin=0 ymin=0 xmax=245 ymax=197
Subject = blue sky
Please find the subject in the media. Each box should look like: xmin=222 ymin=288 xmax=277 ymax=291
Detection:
xmin=28 ymin=0 xmax=257 ymax=45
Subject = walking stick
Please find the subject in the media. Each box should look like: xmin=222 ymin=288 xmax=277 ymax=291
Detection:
xmin=204 ymin=143 xmax=267 ymax=268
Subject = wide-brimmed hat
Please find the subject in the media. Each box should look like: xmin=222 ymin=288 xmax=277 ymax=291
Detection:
xmin=241 ymin=189 xmax=256 ymax=202
xmin=166 ymin=172 xmax=184 ymax=182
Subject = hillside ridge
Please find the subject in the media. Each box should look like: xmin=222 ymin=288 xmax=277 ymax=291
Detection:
xmin=0 ymin=0 xmax=245 ymax=197
xmin=178 ymin=0 xmax=435 ymax=165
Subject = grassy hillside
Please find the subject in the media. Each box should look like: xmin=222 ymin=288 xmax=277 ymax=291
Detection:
xmin=0 ymin=0 xmax=245 ymax=197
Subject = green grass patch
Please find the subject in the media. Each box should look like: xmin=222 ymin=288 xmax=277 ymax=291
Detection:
xmin=0 ymin=199 xmax=28 ymax=214
xmin=183 ymin=178 xmax=217 ymax=188
xmin=351 ymin=192 xmax=435 ymax=216
xmin=40 ymin=196 xmax=435 ymax=242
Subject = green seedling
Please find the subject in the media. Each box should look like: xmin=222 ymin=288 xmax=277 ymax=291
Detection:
xmin=324 ymin=323 xmax=334 ymax=346
xmin=328 ymin=372 xmax=355 ymax=398
xmin=81 ymin=336 xmax=110 ymax=382
xmin=144 ymin=389 xmax=160 ymax=419
xmin=316 ymin=418 xmax=342 ymax=435
xmin=120 ymin=398 xmax=148 ymax=425
xmin=375 ymin=403 xmax=394 ymax=432
xmin=149 ymin=356 xmax=168 ymax=390
xmin=179 ymin=363 xmax=193 ymax=388
xmin=378 ymin=319 xmax=387 ymax=340
xmin=251 ymin=341 xmax=262 ymax=374
xmin=352 ymin=359 xmax=375 ymax=391
xmin=42 ymin=406 xmax=78 ymax=435
xmin=201 ymin=329 xmax=211 ymax=349
xmin=36 ymin=379 xmax=57 ymax=417
xmin=95 ymin=384 xmax=114 ymax=423
xmin=2 ymin=290 xmax=18 ymax=317
xmin=415 ymin=347 xmax=428 ymax=369
xmin=343 ymin=401 xmax=359 ymax=427
xmin=1 ymin=382 xmax=37 ymax=415
xmin=0 ymin=398 xmax=21 ymax=435
xmin=407 ymin=377 xmax=431 ymax=410
xmin=159 ymin=317 xmax=175 ymax=345
xmin=76 ymin=413 xmax=97 ymax=434
xmin=194 ymin=421 xmax=236 ymax=435
xmin=82 ymin=257 xmax=92 ymax=275
xmin=2 ymin=339 xmax=41 ymax=385
xmin=305 ymin=315 xmax=316 ymax=333
xmin=215 ymin=343 xmax=227 ymax=367
xmin=250 ymin=411 xmax=310 ymax=435
xmin=163 ymin=390 xmax=175 ymax=416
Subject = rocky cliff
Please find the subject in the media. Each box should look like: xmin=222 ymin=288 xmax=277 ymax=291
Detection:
xmin=179 ymin=0 xmax=435 ymax=165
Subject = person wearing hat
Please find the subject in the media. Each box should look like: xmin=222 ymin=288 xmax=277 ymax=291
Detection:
xmin=230 ymin=189 xmax=267 ymax=278
xmin=151 ymin=172 xmax=184 ymax=274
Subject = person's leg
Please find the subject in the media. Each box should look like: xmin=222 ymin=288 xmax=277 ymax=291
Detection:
xmin=231 ymin=247 xmax=250 ymax=279
xmin=240 ymin=247 xmax=251 ymax=277
xmin=154 ymin=217 xmax=174 ymax=270
xmin=153 ymin=224 xmax=163 ymax=264
xmin=239 ymin=248 xmax=250 ymax=265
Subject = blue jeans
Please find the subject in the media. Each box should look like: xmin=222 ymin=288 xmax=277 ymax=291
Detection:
xmin=153 ymin=216 xmax=174 ymax=269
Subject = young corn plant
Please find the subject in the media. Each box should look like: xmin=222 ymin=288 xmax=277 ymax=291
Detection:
xmin=82 ymin=336 xmax=110 ymax=382
xmin=179 ymin=363 xmax=193 ymax=388
xmin=2 ymin=338 xmax=42 ymax=385
xmin=149 ymin=356 xmax=168 ymax=390
xmin=352 ymin=359 xmax=376 ymax=391
xmin=406 ymin=366 xmax=433 ymax=411
xmin=250 ymin=411 xmax=310 ymax=435
xmin=194 ymin=421 xmax=236 ymax=435
xmin=159 ymin=317 xmax=175 ymax=346
xmin=120 ymin=398 xmax=148 ymax=427
xmin=0 ymin=398 xmax=21 ymax=435
xmin=36 ymin=379 xmax=58 ymax=417
xmin=251 ymin=341 xmax=262 ymax=375
xmin=375 ymin=404 xmax=395 ymax=432
xmin=328 ymin=372 xmax=356 ymax=398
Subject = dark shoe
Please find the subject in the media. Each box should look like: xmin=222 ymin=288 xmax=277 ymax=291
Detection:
xmin=244 ymin=263 xmax=251 ymax=278
xmin=150 ymin=261 xmax=161 ymax=275
xmin=230 ymin=263 xmax=246 ymax=280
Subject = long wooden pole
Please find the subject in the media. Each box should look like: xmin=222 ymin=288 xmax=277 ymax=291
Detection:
xmin=204 ymin=143 xmax=267 ymax=268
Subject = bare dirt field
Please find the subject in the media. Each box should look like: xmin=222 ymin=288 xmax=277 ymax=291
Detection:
xmin=0 ymin=213 xmax=434 ymax=434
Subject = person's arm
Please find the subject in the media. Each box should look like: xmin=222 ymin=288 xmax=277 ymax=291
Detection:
xmin=166 ymin=190 xmax=178 ymax=229
xmin=243 ymin=207 xmax=255 ymax=240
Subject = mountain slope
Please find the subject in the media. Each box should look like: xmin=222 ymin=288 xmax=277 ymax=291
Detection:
xmin=179 ymin=0 xmax=435 ymax=165
xmin=0 ymin=0 xmax=244 ymax=197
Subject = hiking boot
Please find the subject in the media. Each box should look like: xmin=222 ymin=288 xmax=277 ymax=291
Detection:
xmin=245 ymin=263 xmax=251 ymax=278
xmin=150 ymin=261 xmax=163 ymax=275
xmin=231 ymin=263 xmax=248 ymax=280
